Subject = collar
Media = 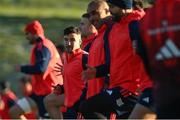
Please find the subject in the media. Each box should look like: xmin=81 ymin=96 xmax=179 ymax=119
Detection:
xmin=82 ymin=33 xmax=97 ymax=49
xmin=65 ymin=48 xmax=83 ymax=62
xmin=35 ymin=37 xmax=46 ymax=50
xmin=119 ymin=9 xmax=145 ymax=24
xmin=98 ymin=24 xmax=107 ymax=33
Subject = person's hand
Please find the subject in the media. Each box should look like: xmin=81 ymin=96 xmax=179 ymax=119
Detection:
xmin=0 ymin=97 xmax=5 ymax=110
xmin=52 ymin=84 xmax=63 ymax=95
xmin=82 ymin=65 xmax=96 ymax=82
xmin=54 ymin=63 xmax=63 ymax=76
xmin=14 ymin=65 xmax=21 ymax=72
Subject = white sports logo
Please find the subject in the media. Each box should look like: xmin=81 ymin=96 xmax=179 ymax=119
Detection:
xmin=142 ymin=97 xmax=149 ymax=103
xmin=156 ymin=39 xmax=180 ymax=60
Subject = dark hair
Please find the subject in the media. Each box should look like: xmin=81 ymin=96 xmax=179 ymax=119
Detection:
xmin=82 ymin=13 xmax=90 ymax=19
xmin=133 ymin=0 xmax=143 ymax=9
xmin=147 ymin=0 xmax=155 ymax=5
xmin=0 ymin=81 xmax=10 ymax=90
xmin=20 ymin=76 xmax=31 ymax=84
xmin=63 ymin=26 xmax=81 ymax=35
xmin=56 ymin=44 xmax=65 ymax=53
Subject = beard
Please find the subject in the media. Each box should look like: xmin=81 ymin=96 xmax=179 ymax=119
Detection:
xmin=111 ymin=13 xmax=123 ymax=22
xmin=113 ymin=15 xmax=121 ymax=22
xmin=91 ymin=20 xmax=99 ymax=29
xmin=65 ymin=47 xmax=73 ymax=53
xmin=28 ymin=39 xmax=35 ymax=45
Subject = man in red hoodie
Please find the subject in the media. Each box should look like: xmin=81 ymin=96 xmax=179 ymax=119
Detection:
xmin=81 ymin=0 xmax=152 ymax=119
xmin=79 ymin=13 xmax=97 ymax=70
xmin=105 ymin=0 xmax=154 ymax=118
xmin=82 ymin=0 xmax=112 ymax=99
xmin=80 ymin=13 xmax=97 ymax=51
xmin=80 ymin=0 xmax=115 ymax=119
xmin=59 ymin=26 xmax=86 ymax=119
xmin=80 ymin=0 xmax=137 ymax=119
xmin=128 ymin=0 xmax=156 ymax=119
xmin=136 ymin=0 xmax=180 ymax=118
xmin=13 ymin=20 xmax=63 ymax=118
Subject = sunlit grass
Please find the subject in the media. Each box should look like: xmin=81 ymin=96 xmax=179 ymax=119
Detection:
xmin=0 ymin=6 xmax=85 ymax=19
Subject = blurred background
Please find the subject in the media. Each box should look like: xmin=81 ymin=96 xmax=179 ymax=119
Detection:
xmin=0 ymin=0 xmax=153 ymax=96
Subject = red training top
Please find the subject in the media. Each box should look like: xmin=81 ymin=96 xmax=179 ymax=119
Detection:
xmin=63 ymin=48 xmax=85 ymax=107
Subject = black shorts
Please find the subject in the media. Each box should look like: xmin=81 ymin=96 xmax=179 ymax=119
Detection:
xmin=29 ymin=93 xmax=48 ymax=118
xmin=154 ymin=83 xmax=180 ymax=119
xmin=63 ymin=87 xmax=87 ymax=119
xmin=79 ymin=87 xmax=138 ymax=119
xmin=138 ymin=88 xmax=154 ymax=111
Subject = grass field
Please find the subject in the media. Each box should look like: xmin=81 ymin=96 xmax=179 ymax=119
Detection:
xmin=0 ymin=0 xmax=90 ymax=95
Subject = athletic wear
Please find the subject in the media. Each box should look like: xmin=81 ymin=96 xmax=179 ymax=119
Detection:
xmin=109 ymin=10 xmax=146 ymax=94
xmin=87 ymin=24 xmax=107 ymax=98
xmin=0 ymin=91 xmax=17 ymax=119
xmin=139 ymin=0 xmax=180 ymax=118
xmin=63 ymin=48 xmax=86 ymax=107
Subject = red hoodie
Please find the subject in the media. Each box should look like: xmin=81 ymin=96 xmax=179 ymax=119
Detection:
xmin=26 ymin=21 xmax=63 ymax=95
xmin=109 ymin=10 xmax=152 ymax=95
xmin=82 ymin=33 xmax=97 ymax=50
xmin=140 ymin=0 xmax=180 ymax=83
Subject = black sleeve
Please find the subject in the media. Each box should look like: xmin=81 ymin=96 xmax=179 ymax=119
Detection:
xmin=7 ymin=99 xmax=16 ymax=108
xmin=95 ymin=64 xmax=109 ymax=78
xmin=21 ymin=46 xmax=51 ymax=74
xmin=82 ymin=53 xmax=89 ymax=70
xmin=96 ymin=23 xmax=114 ymax=79
xmin=129 ymin=20 xmax=150 ymax=75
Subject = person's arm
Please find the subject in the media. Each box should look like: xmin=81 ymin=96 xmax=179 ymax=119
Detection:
xmin=95 ymin=64 xmax=109 ymax=78
xmin=21 ymin=46 xmax=51 ymax=74
xmin=129 ymin=20 xmax=150 ymax=75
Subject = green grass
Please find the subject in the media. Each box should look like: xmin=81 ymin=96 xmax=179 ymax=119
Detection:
xmin=0 ymin=6 xmax=84 ymax=19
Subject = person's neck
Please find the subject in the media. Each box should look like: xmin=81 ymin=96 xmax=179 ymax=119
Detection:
xmin=82 ymin=35 xmax=88 ymax=39
xmin=115 ymin=10 xmax=133 ymax=21
xmin=86 ymin=32 xmax=95 ymax=38
xmin=97 ymin=15 xmax=112 ymax=29
xmin=67 ymin=48 xmax=80 ymax=55
xmin=35 ymin=37 xmax=42 ymax=43
xmin=3 ymin=89 xmax=10 ymax=95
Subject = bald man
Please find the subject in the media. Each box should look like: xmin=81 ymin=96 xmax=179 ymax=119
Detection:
xmin=80 ymin=0 xmax=114 ymax=119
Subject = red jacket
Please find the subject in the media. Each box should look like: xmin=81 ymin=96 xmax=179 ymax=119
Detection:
xmin=109 ymin=10 xmax=150 ymax=94
xmin=30 ymin=37 xmax=63 ymax=95
xmin=133 ymin=55 xmax=153 ymax=92
xmin=63 ymin=49 xmax=85 ymax=107
xmin=0 ymin=91 xmax=17 ymax=119
xmin=23 ymin=21 xmax=63 ymax=95
xmin=87 ymin=25 xmax=107 ymax=98
xmin=140 ymin=0 xmax=180 ymax=82
xmin=82 ymin=33 xmax=97 ymax=50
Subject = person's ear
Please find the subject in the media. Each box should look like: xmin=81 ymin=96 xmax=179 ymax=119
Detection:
xmin=105 ymin=8 xmax=110 ymax=14
xmin=34 ymin=34 xmax=39 ymax=39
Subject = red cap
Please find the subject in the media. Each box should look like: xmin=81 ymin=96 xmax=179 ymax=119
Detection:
xmin=25 ymin=20 xmax=44 ymax=36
